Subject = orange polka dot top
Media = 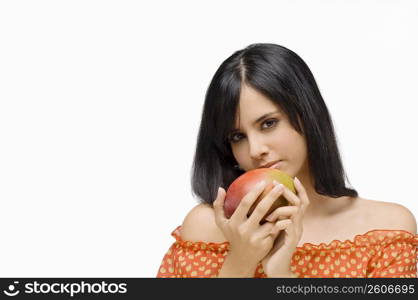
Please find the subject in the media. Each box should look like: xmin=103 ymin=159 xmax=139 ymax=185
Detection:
xmin=157 ymin=226 xmax=418 ymax=278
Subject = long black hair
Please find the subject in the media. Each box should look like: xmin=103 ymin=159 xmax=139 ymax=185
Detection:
xmin=191 ymin=43 xmax=358 ymax=205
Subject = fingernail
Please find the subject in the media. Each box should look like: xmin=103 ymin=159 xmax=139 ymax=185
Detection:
xmin=257 ymin=180 xmax=266 ymax=188
xmin=265 ymin=215 xmax=274 ymax=222
xmin=273 ymin=183 xmax=283 ymax=192
xmin=294 ymin=177 xmax=299 ymax=184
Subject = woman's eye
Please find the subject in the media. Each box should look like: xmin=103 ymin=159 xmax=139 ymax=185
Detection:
xmin=229 ymin=119 xmax=278 ymax=144
xmin=262 ymin=119 xmax=278 ymax=129
xmin=229 ymin=133 xmax=244 ymax=143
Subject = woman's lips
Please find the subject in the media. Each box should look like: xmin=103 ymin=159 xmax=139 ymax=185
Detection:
xmin=269 ymin=161 xmax=282 ymax=169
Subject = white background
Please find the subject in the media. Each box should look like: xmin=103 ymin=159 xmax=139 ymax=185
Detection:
xmin=0 ymin=0 xmax=417 ymax=277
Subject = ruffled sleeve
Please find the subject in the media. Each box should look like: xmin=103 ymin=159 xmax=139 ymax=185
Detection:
xmin=157 ymin=226 xmax=266 ymax=278
xmin=366 ymin=230 xmax=418 ymax=278
xmin=157 ymin=226 xmax=230 ymax=278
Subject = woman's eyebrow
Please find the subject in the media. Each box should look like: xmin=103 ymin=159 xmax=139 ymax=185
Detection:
xmin=232 ymin=110 xmax=279 ymax=131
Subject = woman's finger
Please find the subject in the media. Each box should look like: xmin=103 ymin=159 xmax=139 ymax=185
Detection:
xmin=213 ymin=187 xmax=228 ymax=229
xmin=255 ymin=220 xmax=276 ymax=238
xmin=231 ymin=180 xmax=267 ymax=221
xmin=269 ymin=219 xmax=292 ymax=236
xmin=281 ymin=185 xmax=301 ymax=207
xmin=247 ymin=180 xmax=284 ymax=226
xmin=294 ymin=177 xmax=310 ymax=210
xmin=265 ymin=206 xmax=298 ymax=222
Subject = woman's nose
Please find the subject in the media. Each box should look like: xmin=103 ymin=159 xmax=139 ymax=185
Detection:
xmin=248 ymin=135 xmax=269 ymax=160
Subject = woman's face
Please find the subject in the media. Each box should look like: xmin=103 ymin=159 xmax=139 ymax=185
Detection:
xmin=229 ymin=84 xmax=309 ymax=178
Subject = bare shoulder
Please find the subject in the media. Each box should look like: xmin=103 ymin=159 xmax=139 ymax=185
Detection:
xmin=360 ymin=198 xmax=417 ymax=234
xmin=180 ymin=203 xmax=227 ymax=243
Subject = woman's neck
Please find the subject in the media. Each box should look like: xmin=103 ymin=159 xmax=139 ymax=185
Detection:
xmin=297 ymin=173 xmax=354 ymax=219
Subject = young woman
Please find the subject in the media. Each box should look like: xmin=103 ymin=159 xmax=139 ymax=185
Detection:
xmin=157 ymin=43 xmax=417 ymax=278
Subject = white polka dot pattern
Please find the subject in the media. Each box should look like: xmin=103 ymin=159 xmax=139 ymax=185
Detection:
xmin=157 ymin=227 xmax=418 ymax=278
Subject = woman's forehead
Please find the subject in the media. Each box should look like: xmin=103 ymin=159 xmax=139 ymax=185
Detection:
xmin=233 ymin=89 xmax=284 ymax=129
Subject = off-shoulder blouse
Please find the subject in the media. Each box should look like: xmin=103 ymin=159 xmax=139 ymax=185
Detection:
xmin=157 ymin=226 xmax=418 ymax=278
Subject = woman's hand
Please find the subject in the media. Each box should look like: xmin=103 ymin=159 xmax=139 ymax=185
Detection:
xmin=213 ymin=180 xmax=291 ymax=274
xmin=261 ymin=177 xmax=310 ymax=277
